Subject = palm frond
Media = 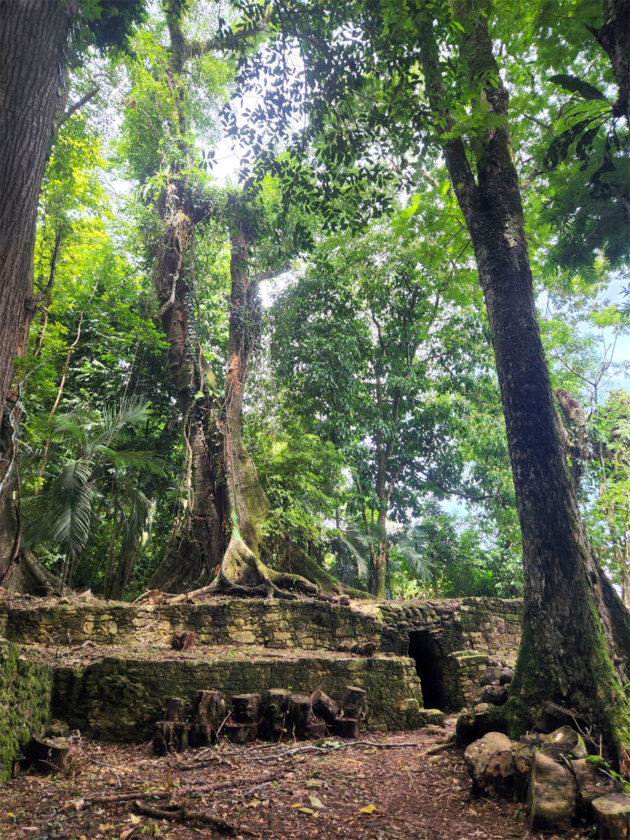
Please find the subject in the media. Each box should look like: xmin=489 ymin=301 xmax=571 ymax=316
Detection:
xmin=98 ymin=447 xmax=166 ymax=476
xmin=99 ymin=397 xmax=153 ymax=451
xmin=121 ymin=488 xmax=151 ymax=537
xmin=392 ymin=527 xmax=433 ymax=582
xmin=118 ymin=396 xmax=153 ymax=427
xmin=49 ymin=414 xmax=89 ymax=446
xmin=335 ymin=521 xmax=372 ymax=580
xmin=394 ymin=540 xmax=433 ymax=582
xmin=21 ymin=397 xmax=160 ymax=587
xmin=49 ymin=460 xmax=94 ymax=560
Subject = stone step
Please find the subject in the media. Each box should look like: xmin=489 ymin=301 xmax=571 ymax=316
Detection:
xmin=3 ymin=598 xmax=384 ymax=652
xmin=24 ymin=643 xmax=433 ymax=741
xmin=1 ymin=595 xmax=523 ymax=658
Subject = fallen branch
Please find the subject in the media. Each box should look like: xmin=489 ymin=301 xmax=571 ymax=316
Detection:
xmin=89 ymin=771 xmax=283 ymax=805
xmin=422 ymin=738 xmax=456 ymax=756
xmin=243 ymin=739 xmax=428 ymax=761
xmin=133 ymin=800 xmax=259 ymax=836
xmin=90 ymin=791 xmax=170 ymax=804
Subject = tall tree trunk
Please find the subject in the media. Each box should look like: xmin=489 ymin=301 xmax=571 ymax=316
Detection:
xmin=622 ymin=520 xmax=630 ymax=609
xmin=147 ymin=201 xmax=326 ymax=597
xmin=371 ymin=509 xmax=388 ymax=599
xmin=208 ymin=221 xmax=319 ymax=597
xmin=433 ymin=2 xmax=630 ymax=762
xmin=145 ymin=7 xmax=344 ymax=598
xmin=148 ymin=179 xmax=226 ymax=591
xmin=0 ymin=0 xmax=75 ymax=584
xmin=370 ymin=377 xmax=393 ymax=599
xmin=0 ymin=0 xmax=75 ymax=422
xmin=105 ymin=525 xmax=142 ymax=601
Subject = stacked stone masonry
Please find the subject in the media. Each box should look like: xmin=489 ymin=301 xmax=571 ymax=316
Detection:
xmin=0 ymin=596 xmax=522 ymax=766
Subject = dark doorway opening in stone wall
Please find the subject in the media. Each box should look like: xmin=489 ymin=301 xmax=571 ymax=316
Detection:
xmin=408 ymin=630 xmax=447 ymax=710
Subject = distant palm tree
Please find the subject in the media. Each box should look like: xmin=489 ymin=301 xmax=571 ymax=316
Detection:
xmin=23 ymin=397 xmax=165 ymax=589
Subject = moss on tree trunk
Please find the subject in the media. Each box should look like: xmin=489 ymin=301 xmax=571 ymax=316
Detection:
xmin=430 ymin=1 xmax=630 ymax=764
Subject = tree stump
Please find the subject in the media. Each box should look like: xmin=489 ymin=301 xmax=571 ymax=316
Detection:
xmin=350 ymin=642 xmax=376 ymax=657
xmin=310 ymin=689 xmax=340 ymax=724
xmin=171 ymin=631 xmax=198 ymax=651
xmin=528 ymin=751 xmax=576 ymax=831
xmin=305 ymin=718 xmax=328 ymax=739
xmin=189 ymin=723 xmax=214 ymax=748
xmin=224 ymin=722 xmax=259 ymax=743
xmin=189 ymin=690 xmax=226 ymax=746
xmin=24 ymin=736 xmax=71 ymax=773
xmin=153 ymin=720 xmax=190 ymax=754
xmin=534 ymin=701 xmax=584 ymax=734
xmin=332 ymin=717 xmax=359 ymax=739
xmin=592 ymin=792 xmax=630 ymax=839
xmin=192 ymin=690 xmax=226 ymax=727
xmin=262 ymin=689 xmax=291 ymax=740
xmin=231 ymin=693 xmax=262 ymax=724
xmin=165 ymin=697 xmax=190 ymax=722
xmin=342 ymin=686 xmax=367 ymax=720
xmin=288 ymin=693 xmax=316 ymax=737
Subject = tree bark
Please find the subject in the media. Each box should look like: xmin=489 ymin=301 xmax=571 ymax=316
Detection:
xmin=146 ymin=190 xmax=322 ymax=597
xmin=555 ymin=387 xmax=590 ymax=487
xmin=148 ymin=2 xmax=350 ymax=599
xmin=148 ymin=179 xmax=226 ymax=591
xmin=553 ymin=387 xmax=630 ymax=613
xmin=207 ymin=221 xmax=318 ymax=598
xmin=0 ymin=0 xmax=75 ymax=422
xmin=588 ymin=0 xmax=630 ymax=123
xmin=371 ymin=507 xmax=388 ymax=599
xmin=435 ymin=1 xmax=630 ymax=762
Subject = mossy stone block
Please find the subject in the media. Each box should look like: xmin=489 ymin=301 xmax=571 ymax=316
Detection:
xmin=0 ymin=639 xmax=52 ymax=784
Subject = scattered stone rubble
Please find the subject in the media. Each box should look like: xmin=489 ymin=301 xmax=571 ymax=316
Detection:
xmin=459 ymin=669 xmax=630 ymax=838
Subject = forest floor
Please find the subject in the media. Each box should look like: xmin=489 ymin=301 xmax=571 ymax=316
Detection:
xmin=0 ymin=723 xmax=592 ymax=840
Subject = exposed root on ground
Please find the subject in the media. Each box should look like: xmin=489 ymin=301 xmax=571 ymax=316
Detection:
xmin=207 ymin=536 xmax=319 ymax=599
xmin=133 ymin=799 xmax=259 ymax=836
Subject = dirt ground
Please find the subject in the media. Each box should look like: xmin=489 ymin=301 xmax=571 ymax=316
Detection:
xmin=0 ymin=724 xmax=592 ymax=840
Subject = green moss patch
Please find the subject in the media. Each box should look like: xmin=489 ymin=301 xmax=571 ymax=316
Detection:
xmin=0 ymin=640 xmax=52 ymax=784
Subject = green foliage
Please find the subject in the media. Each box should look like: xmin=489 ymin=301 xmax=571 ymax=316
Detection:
xmin=586 ymin=754 xmax=630 ymax=792
xmin=76 ymin=0 xmax=147 ymax=55
xmin=21 ymin=398 xmax=165 ymax=587
xmin=245 ymin=349 xmax=346 ymax=552
xmin=268 ymin=197 xmax=518 ymax=594
xmin=584 ymin=390 xmax=630 ymax=594
xmin=549 ymin=74 xmax=609 ymax=104
xmin=388 ymin=509 xmax=522 ymax=600
xmin=499 ymin=2 xmax=629 ymax=270
xmin=115 ymin=18 xmax=230 ymax=185
xmin=8 ymin=0 xmax=627 ymax=606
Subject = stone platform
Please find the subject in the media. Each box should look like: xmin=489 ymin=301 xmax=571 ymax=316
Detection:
xmin=52 ymin=647 xmax=429 ymax=739
xmin=0 ymin=594 xmax=522 ymax=781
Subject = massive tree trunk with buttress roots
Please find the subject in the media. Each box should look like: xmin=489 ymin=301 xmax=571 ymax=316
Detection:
xmin=143 ymin=5 xmax=350 ymax=599
xmin=427 ymin=1 xmax=630 ymax=763
xmin=207 ymin=222 xmax=329 ymax=598
xmin=148 ymin=202 xmax=345 ymax=597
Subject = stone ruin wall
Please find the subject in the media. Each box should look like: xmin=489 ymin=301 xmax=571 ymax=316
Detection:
xmin=0 ymin=596 xmax=522 ymax=779
xmin=1 ymin=596 xmax=522 ymax=657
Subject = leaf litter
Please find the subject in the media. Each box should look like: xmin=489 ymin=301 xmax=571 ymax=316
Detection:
xmin=0 ymin=723 xmax=591 ymax=840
